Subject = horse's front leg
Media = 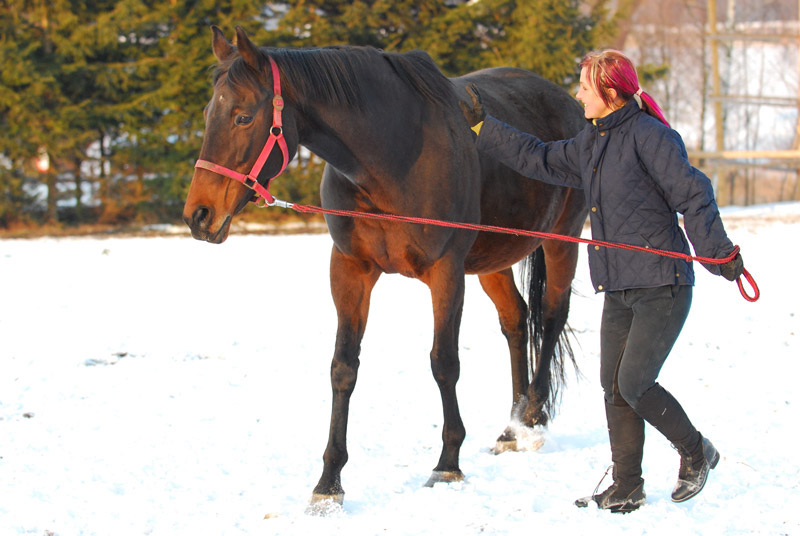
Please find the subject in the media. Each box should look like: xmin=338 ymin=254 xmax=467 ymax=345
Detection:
xmin=423 ymin=257 xmax=468 ymax=487
xmin=310 ymin=247 xmax=380 ymax=507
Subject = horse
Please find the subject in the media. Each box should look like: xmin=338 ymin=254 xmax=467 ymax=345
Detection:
xmin=183 ymin=26 xmax=588 ymax=506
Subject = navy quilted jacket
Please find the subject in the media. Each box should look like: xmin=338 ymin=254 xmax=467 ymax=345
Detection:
xmin=477 ymin=99 xmax=735 ymax=293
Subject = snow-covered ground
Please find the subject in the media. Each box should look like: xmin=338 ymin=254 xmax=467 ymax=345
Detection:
xmin=1 ymin=203 xmax=799 ymax=535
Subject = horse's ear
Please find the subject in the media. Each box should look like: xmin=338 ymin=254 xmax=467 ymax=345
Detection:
xmin=211 ymin=26 xmax=233 ymax=62
xmin=234 ymin=26 xmax=260 ymax=70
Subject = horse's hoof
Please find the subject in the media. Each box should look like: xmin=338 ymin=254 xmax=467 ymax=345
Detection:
xmin=492 ymin=424 xmax=545 ymax=453
xmin=492 ymin=426 xmax=518 ymax=454
xmin=306 ymin=493 xmax=344 ymax=516
xmin=492 ymin=438 xmax=518 ymax=454
xmin=309 ymin=491 xmax=344 ymax=505
xmin=515 ymin=425 xmax=546 ymax=451
xmin=519 ymin=434 xmax=545 ymax=451
xmin=424 ymin=470 xmax=464 ymax=488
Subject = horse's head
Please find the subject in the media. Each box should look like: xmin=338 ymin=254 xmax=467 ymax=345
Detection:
xmin=183 ymin=26 xmax=299 ymax=243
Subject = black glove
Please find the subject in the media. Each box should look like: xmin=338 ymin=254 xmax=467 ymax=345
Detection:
xmin=718 ymin=252 xmax=744 ymax=281
xmin=459 ymin=83 xmax=486 ymax=127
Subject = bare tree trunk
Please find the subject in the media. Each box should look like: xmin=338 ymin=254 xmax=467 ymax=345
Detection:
xmin=73 ymin=157 xmax=84 ymax=223
xmin=795 ymin=0 xmax=799 ymax=200
xmin=609 ymin=0 xmax=648 ymax=49
xmin=45 ymin=170 xmax=57 ymax=223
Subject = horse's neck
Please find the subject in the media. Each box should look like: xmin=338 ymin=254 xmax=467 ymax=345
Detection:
xmin=296 ymin=83 xmax=425 ymax=182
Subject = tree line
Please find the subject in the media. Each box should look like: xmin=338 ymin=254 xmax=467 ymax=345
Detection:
xmin=0 ymin=0 xmax=625 ymax=231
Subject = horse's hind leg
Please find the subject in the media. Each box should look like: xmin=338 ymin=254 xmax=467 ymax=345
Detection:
xmin=477 ymin=269 xmax=532 ymax=452
xmin=310 ymin=246 xmax=380 ymax=509
xmin=524 ymin=238 xmax=580 ymax=427
xmin=423 ymin=256 xmax=468 ymax=486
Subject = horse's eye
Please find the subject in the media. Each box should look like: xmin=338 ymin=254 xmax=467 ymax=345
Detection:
xmin=235 ymin=115 xmax=253 ymax=126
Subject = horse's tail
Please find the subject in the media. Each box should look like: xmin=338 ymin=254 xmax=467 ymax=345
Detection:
xmin=519 ymin=246 xmax=577 ymax=420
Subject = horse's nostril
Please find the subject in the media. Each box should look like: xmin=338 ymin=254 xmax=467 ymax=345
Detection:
xmin=192 ymin=206 xmax=212 ymax=228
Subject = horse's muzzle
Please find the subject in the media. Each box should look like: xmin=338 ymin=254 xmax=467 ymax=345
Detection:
xmin=184 ymin=206 xmax=230 ymax=244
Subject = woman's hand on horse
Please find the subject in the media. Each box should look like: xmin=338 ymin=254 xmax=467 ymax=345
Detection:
xmin=719 ymin=252 xmax=745 ymax=281
xmin=460 ymin=83 xmax=486 ymax=127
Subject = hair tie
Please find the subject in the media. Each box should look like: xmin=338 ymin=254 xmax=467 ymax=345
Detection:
xmin=633 ymin=88 xmax=643 ymax=108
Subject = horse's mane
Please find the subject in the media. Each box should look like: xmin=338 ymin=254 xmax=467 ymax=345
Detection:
xmin=214 ymin=45 xmax=456 ymax=109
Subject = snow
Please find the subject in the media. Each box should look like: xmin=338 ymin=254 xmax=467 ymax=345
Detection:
xmin=1 ymin=203 xmax=799 ymax=535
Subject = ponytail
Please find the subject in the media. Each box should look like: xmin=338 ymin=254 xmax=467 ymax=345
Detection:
xmin=635 ymin=88 xmax=670 ymax=128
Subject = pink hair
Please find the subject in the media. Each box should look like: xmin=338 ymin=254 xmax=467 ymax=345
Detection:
xmin=580 ymin=50 xmax=670 ymax=128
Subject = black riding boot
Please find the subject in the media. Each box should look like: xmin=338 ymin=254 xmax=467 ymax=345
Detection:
xmin=635 ymin=384 xmax=719 ymax=503
xmin=591 ymin=401 xmax=646 ymax=513
xmin=672 ymin=433 xmax=720 ymax=502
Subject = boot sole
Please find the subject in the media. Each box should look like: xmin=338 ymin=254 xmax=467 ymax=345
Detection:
xmin=608 ymin=500 xmax=645 ymax=514
xmin=574 ymin=496 xmax=645 ymax=513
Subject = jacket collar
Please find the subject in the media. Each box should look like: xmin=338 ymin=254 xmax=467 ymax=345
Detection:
xmin=590 ymin=98 xmax=641 ymax=131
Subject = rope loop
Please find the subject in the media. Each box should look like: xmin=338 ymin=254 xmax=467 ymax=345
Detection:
xmin=737 ymin=268 xmax=760 ymax=302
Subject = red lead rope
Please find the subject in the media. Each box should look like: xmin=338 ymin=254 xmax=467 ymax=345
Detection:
xmin=277 ymin=201 xmax=759 ymax=302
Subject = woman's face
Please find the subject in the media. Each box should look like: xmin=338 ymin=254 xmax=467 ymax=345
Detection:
xmin=576 ymin=67 xmax=615 ymax=120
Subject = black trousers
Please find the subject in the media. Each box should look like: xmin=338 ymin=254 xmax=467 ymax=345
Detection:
xmin=600 ymin=284 xmax=700 ymax=450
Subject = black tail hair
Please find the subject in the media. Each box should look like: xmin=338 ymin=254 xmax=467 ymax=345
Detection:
xmin=519 ymin=246 xmax=577 ymax=419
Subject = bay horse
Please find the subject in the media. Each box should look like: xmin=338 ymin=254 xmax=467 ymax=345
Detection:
xmin=183 ymin=26 xmax=587 ymax=506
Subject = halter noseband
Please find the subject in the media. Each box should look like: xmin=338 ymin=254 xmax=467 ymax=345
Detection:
xmin=194 ymin=56 xmax=289 ymax=206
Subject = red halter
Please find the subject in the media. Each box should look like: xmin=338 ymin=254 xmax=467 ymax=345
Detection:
xmin=194 ymin=56 xmax=289 ymax=205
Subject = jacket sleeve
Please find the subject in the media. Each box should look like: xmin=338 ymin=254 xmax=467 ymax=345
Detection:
xmin=476 ymin=116 xmax=583 ymax=189
xmin=637 ymin=125 xmax=735 ymax=268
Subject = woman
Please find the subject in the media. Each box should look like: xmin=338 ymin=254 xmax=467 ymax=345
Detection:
xmin=462 ymin=49 xmax=744 ymax=513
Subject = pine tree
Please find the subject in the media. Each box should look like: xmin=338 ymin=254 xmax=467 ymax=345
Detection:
xmin=0 ymin=0 xmax=74 ymax=224
xmin=273 ymin=0 xmax=451 ymax=51
xmin=459 ymin=0 xmax=620 ymax=87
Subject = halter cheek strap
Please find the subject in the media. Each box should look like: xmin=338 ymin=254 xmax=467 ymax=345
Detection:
xmin=194 ymin=56 xmax=289 ymax=206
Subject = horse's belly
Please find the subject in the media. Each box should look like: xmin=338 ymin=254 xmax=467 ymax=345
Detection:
xmin=464 ymin=178 xmax=587 ymax=275
xmin=464 ymin=235 xmax=540 ymax=274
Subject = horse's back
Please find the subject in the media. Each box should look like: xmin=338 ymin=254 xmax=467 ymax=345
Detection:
xmin=453 ymin=67 xmax=584 ymax=141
